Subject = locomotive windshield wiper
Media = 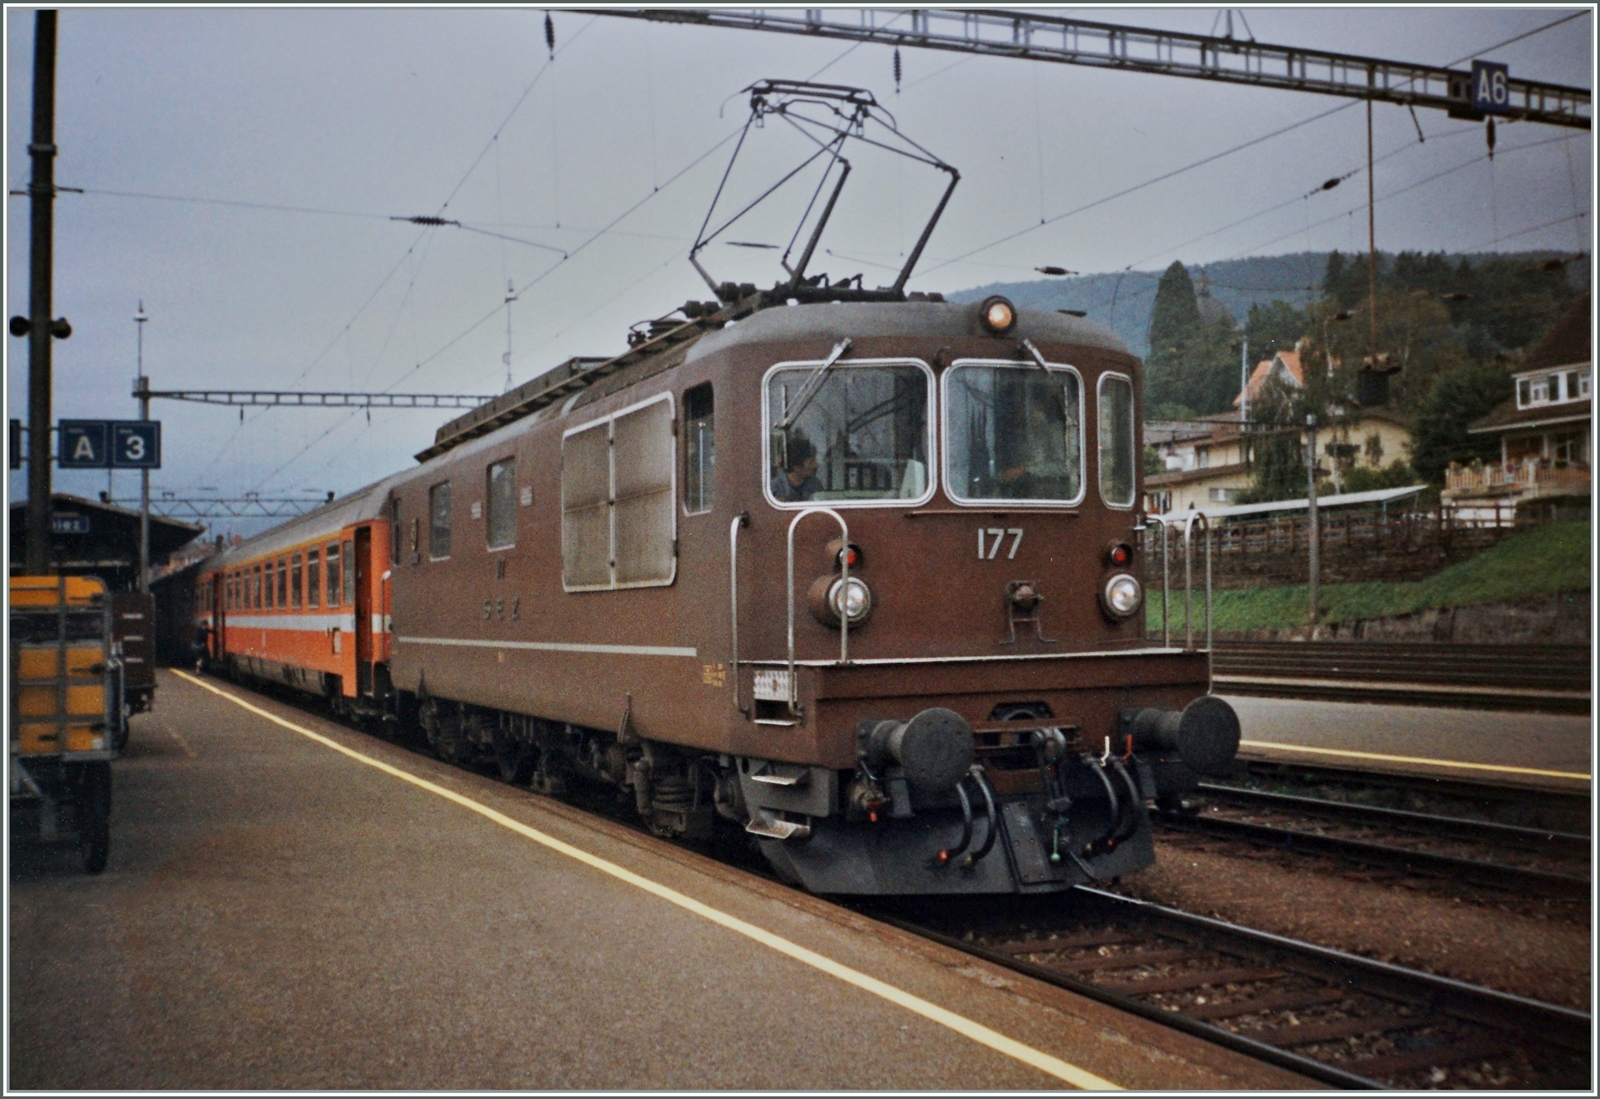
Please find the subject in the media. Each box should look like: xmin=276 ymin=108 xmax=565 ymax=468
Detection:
xmin=1020 ymin=337 xmax=1072 ymax=420
xmin=776 ymin=337 xmax=852 ymax=431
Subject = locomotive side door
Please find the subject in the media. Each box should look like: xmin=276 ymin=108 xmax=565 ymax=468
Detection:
xmin=354 ymin=525 xmax=373 ymax=696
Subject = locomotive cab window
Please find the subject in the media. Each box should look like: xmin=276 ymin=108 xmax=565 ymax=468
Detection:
xmin=1097 ymin=373 xmax=1136 ymax=508
xmin=684 ymin=383 xmax=714 ymax=515
xmin=562 ymin=393 xmax=676 ymax=591
xmin=429 ymin=481 xmax=452 ymax=559
xmin=764 ymin=359 xmax=933 ymax=506
xmin=942 ymin=359 xmax=1083 ymax=505
xmin=486 ymin=460 xmax=516 ymax=550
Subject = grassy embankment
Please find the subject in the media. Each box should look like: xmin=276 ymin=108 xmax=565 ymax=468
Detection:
xmin=1146 ymin=520 xmax=1591 ymax=635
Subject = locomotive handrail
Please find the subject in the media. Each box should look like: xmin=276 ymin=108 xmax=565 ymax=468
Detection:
xmin=787 ymin=506 xmax=851 ymax=714
xmin=1148 ymin=513 xmax=1172 ymax=648
xmin=1181 ymin=510 xmax=1213 ymax=653
xmin=729 ymin=512 xmax=750 ymax=717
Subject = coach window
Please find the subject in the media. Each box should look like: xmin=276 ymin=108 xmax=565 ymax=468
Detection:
xmin=264 ymin=563 xmax=275 ymax=609
xmin=943 ymin=359 xmax=1083 ymax=505
xmin=486 ymin=459 xmax=516 ymax=550
xmin=343 ymin=539 xmax=355 ymax=604
xmin=326 ymin=543 xmax=341 ymax=607
xmin=1097 ymin=373 xmax=1136 ymax=508
xmin=253 ymin=565 xmax=263 ymax=610
xmin=429 ymin=481 xmax=452 ymax=559
xmin=291 ymin=552 xmax=303 ymax=609
xmin=277 ymin=558 xmax=287 ymax=608
xmin=684 ymin=383 xmax=714 ymax=514
xmin=764 ymin=360 xmax=933 ymax=506
xmin=562 ymin=394 xmax=676 ymax=591
xmin=307 ymin=548 xmax=321 ymax=608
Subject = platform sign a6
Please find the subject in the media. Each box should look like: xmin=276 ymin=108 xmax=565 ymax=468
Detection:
xmin=111 ymin=421 xmax=161 ymax=469
xmin=1472 ymin=60 xmax=1512 ymax=115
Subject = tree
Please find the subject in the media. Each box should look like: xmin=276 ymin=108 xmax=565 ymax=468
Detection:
xmin=1245 ymin=300 xmax=1307 ymax=359
xmin=1144 ymin=261 xmax=1205 ymax=411
xmin=1408 ymin=358 xmax=1514 ymax=484
xmin=1238 ymin=375 xmax=1310 ymax=504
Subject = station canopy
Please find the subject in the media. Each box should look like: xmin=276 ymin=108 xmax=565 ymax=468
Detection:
xmin=9 ymin=494 xmax=204 ymax=592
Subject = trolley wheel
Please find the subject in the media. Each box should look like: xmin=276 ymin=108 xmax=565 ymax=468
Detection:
xmin=78 ymin=762 xmax=112 ymax=874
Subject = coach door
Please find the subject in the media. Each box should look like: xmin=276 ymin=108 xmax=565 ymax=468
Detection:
xmin=211 ymin=573 xmax=225 ymax=659
xmin=354 ymin=526 xmax=374 ymax=696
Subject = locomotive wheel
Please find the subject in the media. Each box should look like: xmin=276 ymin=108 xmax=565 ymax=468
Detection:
xmin=78 ymin=762 xmax=112 ymax=875
xmin=493 ymin=731 xmax=537 ymax=785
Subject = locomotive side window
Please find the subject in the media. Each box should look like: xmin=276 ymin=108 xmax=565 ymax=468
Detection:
xmin=429 ymin=481 xmax=452 ymax=559
xmin=307 ymin=548 xmax=321 ymax=608
xmin=942 ymin=360 xmax=1083 ymax=505
xmin=1097 ymin=373 xmax=1136 ymax=509
xmin=390 ymin=500 xmax=402 ymax=565
xmin=291 ymin=553 xmax=303 ymax=609
xmin=326 ymin=543 xmax=340 ymax=607
xmin=683 ymin=383 xmax=714 ymax=515
xmin=486 ymin=459 xmax=516 ymax=550
xmin=764 ymin=360 xmax=932 ymax=506
xmin=342 ymin=539 xmax=355 ymax=605
xmin=561 ymin=393 xmax=677 ymax=591
xmin=562 ymin=421 xmax=612 ymax=589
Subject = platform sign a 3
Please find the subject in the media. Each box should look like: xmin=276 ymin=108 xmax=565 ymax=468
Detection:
xmin=1471 ymin=60 xmax=1512 ymax=115
xmin=57 ymin=420 xmax=109 ymax=468
xmin=111 ymin=421 xmax=161 ymax=469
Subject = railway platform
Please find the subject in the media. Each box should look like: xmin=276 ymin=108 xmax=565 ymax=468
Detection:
xmin=10 ymin=670 xmax=1309 ymax=1091
xmin=1221 ymin=694 xmax=1592 ymax=795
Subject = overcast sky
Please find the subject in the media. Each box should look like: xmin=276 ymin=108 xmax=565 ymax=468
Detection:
xmin=5 ymin=5 xmax=1593 ymax=539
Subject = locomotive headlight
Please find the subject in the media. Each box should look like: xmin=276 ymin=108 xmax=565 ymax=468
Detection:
xmin=831 ymin=576 xmax=873 ymax=625
xmin=979 ymin=295 xmax=1017 ymax=334
xmin=1102 ymin=573 xmax=1142 ymax=619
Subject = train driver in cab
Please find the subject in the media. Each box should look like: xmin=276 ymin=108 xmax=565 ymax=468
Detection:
xmin=771 ymin=435 xmax=822 ymax=502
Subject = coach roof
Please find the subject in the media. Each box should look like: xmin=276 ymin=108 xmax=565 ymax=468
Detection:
xmin=207 ymin=471 xmax=409 ymax=570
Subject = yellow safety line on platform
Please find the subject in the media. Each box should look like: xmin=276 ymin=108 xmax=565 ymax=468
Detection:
xmin=172 ymin=671 xmax=1120 ymax=1091
xmin=1239 ymin=739 xmax=1591 ymax=782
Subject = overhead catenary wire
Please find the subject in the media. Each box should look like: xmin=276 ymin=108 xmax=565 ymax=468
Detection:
xmin=909 ymin=10 xmax=1590 ymax=283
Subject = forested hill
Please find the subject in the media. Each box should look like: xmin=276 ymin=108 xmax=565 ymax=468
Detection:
xmin=946 ymin=251 xmax=1587 ymax=359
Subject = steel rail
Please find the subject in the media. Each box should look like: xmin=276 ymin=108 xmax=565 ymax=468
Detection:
xmin=601 ymin=8 xmax=1591 ymax=130
xmin=1237 ymin=760 xmax=1592 ymax=819
xmin=877 ymin=887 xmax=1590 ymax=1088
xmin=1158 ymin=810 xmax=1590 ymax=899
xmin=1194 ymin=782 xmax=1591 ymax=854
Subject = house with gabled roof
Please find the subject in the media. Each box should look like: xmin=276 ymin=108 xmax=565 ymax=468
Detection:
xmin=1445 ymin=292 xmax=1591 ymax=519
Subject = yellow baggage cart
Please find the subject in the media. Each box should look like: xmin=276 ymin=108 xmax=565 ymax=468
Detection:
xmin=9 ymin=574 xmax=124 ymax=873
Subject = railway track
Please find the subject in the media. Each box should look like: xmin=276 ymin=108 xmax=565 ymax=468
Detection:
xmin=882 ymin=888 xmax=1590 ymax=1089
xmin=1210 ymin=641 xmax=1591 ymax=713
xmin=1232 ymin=760 xmax=1592 ymax=835
xmin=1159 ymin=783 xmax=1591 ymax=899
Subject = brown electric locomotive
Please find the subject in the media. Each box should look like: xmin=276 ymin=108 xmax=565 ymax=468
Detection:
xmin=198 ymin=79 xmax=1239 ymax=895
